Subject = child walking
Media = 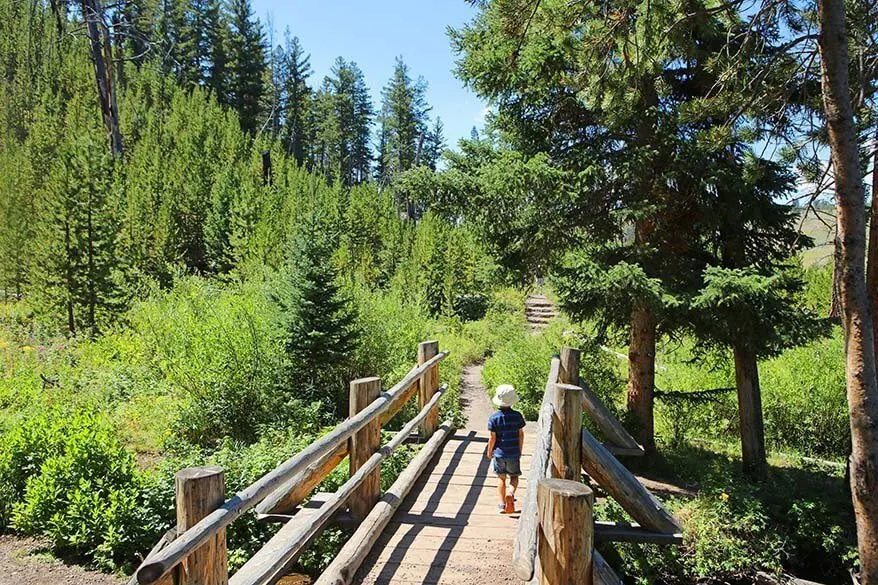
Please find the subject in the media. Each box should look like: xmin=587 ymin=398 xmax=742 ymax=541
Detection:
xmin=486 ymin=384 xmax=526 ymax=514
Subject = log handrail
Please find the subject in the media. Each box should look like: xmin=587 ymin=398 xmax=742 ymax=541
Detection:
xmin=136 ymin=351 xmax=448 ymax=585
xmin=312 ymin=420 xmax=456 ymax=585
xmin=229 ymin=383 xmax=449 ymax=585
xmin=511 ymin=356 xmax=560 ymax=581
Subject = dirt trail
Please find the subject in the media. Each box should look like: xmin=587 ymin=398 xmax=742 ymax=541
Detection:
xmin=460 ymin=362 xmax=496 ymax=431
xmin=0 ymin=536 xmax=124 ymax=585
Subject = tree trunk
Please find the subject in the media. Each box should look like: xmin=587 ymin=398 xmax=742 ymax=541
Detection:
xmin=866 ymin=129 xmax=878 ymax=351
xmin=81 ymin=0 xmax=123 ymax=156
xmin=733 ymin=342 xmax=766 ymax=476
xmin=817 ymin=0 xmax=878 ymax=581
xmin=628 ymin=304 xmax=656 ymax=450
xmin=831 ymin=213 xmax=844 ymax=325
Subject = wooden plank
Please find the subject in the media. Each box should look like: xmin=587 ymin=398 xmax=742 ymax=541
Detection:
xmin=580 ymin=428 xmax=680 ymax=534
xmin=594 ymin=521 xmax=683 ymax=544
xmin=511 ymin=356 xmax=559 ymax=582
xmin=537 ymin=478 xmax=594 ymax=585
xmin=230 ymin=386 xmax=448 ymax=585
xmin=135 ymin=352 xmax=447 ymax=585
xmin=312 ymin=421 xmax=455 ymax=585
xmin=255 ymin=443 xmax=348 ymax=517
xmin=349 ymin=377 xmax=382 ymax=521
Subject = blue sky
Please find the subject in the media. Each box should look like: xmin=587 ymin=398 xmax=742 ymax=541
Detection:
xmin=251 ymin=0 xmax=488 ymax=149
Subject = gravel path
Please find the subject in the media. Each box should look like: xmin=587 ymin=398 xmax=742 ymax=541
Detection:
xmin=0 ymin=536 xmax=124 ymax=585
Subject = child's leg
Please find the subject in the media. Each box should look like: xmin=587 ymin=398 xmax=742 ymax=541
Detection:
xmin=497 ymin=474 xmax=507 ymax=504
xmin=510 ymin=474 xmax=519 ymax=498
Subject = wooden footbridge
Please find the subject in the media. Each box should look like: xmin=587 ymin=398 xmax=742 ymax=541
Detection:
xmin=132 ymin=342 xmax=682 ymax=585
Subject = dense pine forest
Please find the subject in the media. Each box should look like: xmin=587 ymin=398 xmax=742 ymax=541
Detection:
xmin=0 ymin=0 xmax=876 ymax=583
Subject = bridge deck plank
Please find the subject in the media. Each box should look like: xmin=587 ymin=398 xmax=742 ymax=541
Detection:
xmin=353 ymin=430 xmax=528 ymax=585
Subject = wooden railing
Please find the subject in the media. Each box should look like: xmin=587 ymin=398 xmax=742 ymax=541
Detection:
xmin=512 ymin=347 xmax=683 ymax=585
xmin=133 ymin=340 xmax=451 ymax=585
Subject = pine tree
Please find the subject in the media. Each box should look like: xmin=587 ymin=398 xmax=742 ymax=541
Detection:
xmin=422 ymin=116 xmax=445 ymax=171
xmin=31 ymin=119 xmax=119 ymax=336
xmin=227 ymin=0 xmax=266 ymax=134
xmin=157 ymin=0 xmax=198 ymax=85
xmin=279 ymin=32 xmax=312 ymax=165
xmin=450 ymin=0 xmax=810 ymax=454
xmin=277 ymin=213 xmax=360 ymax=411
xmin=378 ymin=57 xmax=430 ymax=183
xmin=202 ymin=0 xmax=229 ymax=104
xmin=311 ymin=57 xmax=373 ymax=186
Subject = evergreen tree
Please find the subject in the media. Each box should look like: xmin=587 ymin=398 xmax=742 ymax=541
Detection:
xmin=227 ymin=0 xmax=266 ymax=134
xmin=422 ymin=116 xmax=445 ymax=171
xmin=157 ymin=0 xmax=199 ymax=85
xmin=31 ymin=117 xmax=119 ymax=336
xmin=378 ymin=57 xmax=431 ymax=184
xmin=279 ymin=32 xmax=312 ymax=165
xmin=202 ymin=0 xmax=229 ymax=104
xmin=118 ymin=0 xmax=156 ymax=67
xmin=312 ymin=57 xmax=373 ymax=186
xmin=449 ymin=0 xmax=813 ymax=458
xmin=276 ymin=214 xmax=360 ymax=412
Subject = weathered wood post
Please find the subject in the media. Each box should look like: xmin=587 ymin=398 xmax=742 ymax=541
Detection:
xmin=558 ymin=347 xmax=580 ymax=386
xmin=349 ymin=377 xmax=382 ymax=521
xmin=175 ymin=467 xmax=228 ymax=585
xmin=417 ymin=340 xmax=440 ymax=439
xmin=552 ymin=347 xmax=582 ymax=480
xmin=537 ymin=478 xmax=594 ymax=585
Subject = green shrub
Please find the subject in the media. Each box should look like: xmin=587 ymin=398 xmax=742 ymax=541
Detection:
xmin=654 ymin=330 xmax=848 ymax=458
xmin=1 ymin=410 xmax=164 ymax=571
xmin=482 ymin=319 xmax=623 ymax=420
xmin=128 ymin=277 xmax=288 ymax=445
xmin=760 ymin=329 xmax=847 ymax=458
xmin=598 ymin=443 xmax=857 ymax=584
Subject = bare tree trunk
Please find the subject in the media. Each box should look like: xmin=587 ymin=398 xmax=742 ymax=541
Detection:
xmin=818 ymin=0 xmax=878 ymax=581
xmin=628 ymin=304 xmax=656 ymax=450
xmin=733 ymin=342 xmax=766 ymax=476
xmin=81 ymin=0 xmax=123 ymax=156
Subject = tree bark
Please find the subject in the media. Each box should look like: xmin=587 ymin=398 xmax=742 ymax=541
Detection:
xmin=628 ymin=304 xmax=656 ymax=450
xmin=81 ymin=0 xmax=123 ymax=156
xmin=817 ymin=0 xmax=878 ymax=581
xmin=866 ymin=128 xmax=878 ymax=351
xmin=831 ymin=213 xmax=844 ymax=325
xmin=733 ymin=342 xmax=766 ymax=476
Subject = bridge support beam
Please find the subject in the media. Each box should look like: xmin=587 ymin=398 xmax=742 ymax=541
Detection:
xmin=417 ymin=340 xmax=440 ymax=439
xmin=349 ymin=377 xmax=382 ymax=521
xmin=175 ymin=467 xmax=228 ymax=585
xmin=537 ymin=478 xmax=594 ymax=585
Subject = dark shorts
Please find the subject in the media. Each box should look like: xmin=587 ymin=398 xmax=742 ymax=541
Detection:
xmin=493 ymin=456 xmax=521 ymax=477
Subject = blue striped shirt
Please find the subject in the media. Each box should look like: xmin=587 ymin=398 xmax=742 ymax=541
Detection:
xmin=488 ymin=408 xmax=526 ymax=458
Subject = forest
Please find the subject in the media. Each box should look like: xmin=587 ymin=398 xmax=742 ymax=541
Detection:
xmin=0 ymin=0 xmax=876 ymax=583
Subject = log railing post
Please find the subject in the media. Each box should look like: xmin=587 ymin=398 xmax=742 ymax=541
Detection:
xmin=552 ymin=347 xmax=583 ymax=480
xmin=537 ymin=478 xmax=594 ymax=585
xmin=417 ymin=340 xmax=440 ymax=439
xmin=175 ymin=467 xmax=228 ymax=585
xmin=559 ymin=347 xmax=580 ymax=386
xmin=349 ymin=377 xmax=382 ymax=521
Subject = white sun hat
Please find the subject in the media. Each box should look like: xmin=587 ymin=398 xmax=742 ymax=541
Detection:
xmin=492 ymin=384 xmax=519 ymax=408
